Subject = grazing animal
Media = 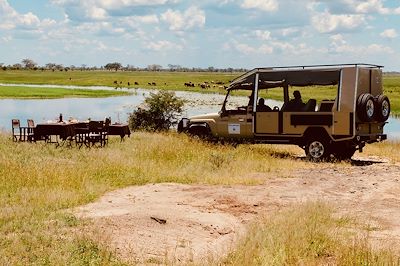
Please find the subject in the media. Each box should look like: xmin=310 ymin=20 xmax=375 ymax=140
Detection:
xmin=184 ymin=82 xmax=195 ymax=87
xmin=148 ymin=82 xmax=151 ymax=85
xmin=113 ymin=80 xmax=118 ymax=84
xmin=128 ymin=82 xmax=130 ymax=86
xmin=151 ymin=82 xmax=156 ymax=86
xmin=134 ymin=82 xmax=139 ymax=85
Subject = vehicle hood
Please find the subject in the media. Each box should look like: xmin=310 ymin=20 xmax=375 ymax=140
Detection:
xmin=189 ymin=112 xmax=219 ymax=121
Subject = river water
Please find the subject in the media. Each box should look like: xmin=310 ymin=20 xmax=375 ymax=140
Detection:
xmin=1 ymin=85 xmax=399 ymax=139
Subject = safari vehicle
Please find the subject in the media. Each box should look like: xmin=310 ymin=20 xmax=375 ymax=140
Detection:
xmin=178 ymin=64 xmax=390 ymax=160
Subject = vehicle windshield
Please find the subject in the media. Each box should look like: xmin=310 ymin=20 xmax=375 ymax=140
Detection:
xmin=223 ymin=89 xmax=253 ymax=111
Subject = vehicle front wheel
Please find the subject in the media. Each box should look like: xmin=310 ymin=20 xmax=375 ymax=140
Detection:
xmin=188 ymin=126 xmax=211 ymax=140
xmin=305 ymin=138 xmax=331 ymax=161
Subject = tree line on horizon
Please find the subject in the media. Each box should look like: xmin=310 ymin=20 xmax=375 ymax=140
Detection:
xmin=0 ymin=59 xmax=249 ymax=73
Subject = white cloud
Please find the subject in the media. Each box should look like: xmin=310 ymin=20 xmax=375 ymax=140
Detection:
xmin=122 ymin=15 xmax=159 ymax=30
xmin=146 ymin=40 xmax=183 ymax=51
xmin=310 ymin=0 xmax=397 ymax=15
xmin=97 ymin=0 xmax=177 ymax=9
xmin=241 ymin=0 xmax=278 ymax=12
xmin=229 ymin=41 xmax=273 ymax=55
xmin=311 ymin=11 xmax=366 ymax=33
xmin=281 ymin=27 xmax=299 ymax=37
xmin=75 ymin=21 xmax=126 ymax=36
xmin=330 ymin=34 xmax=346 ymax=45
xmin=380 ymin=29 xmax=397 ymax=39
xmin=87 ymin=6 xmax=108 ymax=20
xmin=0 ymin=0 xmax=56 ymax=31
xmin=161 ymin=6 xmax=205 ymax=32
xmin=345 ymin=0 xmax=390 ymax=14
xmin=253 ymin=30 xmax=271 ymax=41
xmin=329 ymin=35 xmax=393 ymax=54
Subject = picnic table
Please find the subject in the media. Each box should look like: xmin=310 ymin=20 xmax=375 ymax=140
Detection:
xmin=108 ymin=124 xmax=131 ymax=139
xmin=34 ymin=123 xmax=75 ymax=142
xmin=33 ymin=121 xmax=131 ymax=146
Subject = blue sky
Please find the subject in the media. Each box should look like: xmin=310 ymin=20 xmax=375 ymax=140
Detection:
xmin=1 ymin=0 xmax=400 ymax=70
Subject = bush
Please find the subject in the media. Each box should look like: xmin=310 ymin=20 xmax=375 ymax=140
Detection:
xmin=129 ymin=91 xmax=185 ymax=131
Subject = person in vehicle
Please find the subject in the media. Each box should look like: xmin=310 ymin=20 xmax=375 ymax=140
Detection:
xmin=282 ymin=90 xmax=304 ymax=111
xmin=257 ymin=98 xmax=272 ymax=111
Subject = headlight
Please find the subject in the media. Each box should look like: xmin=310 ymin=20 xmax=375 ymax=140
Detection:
xmin=182 ymin=118 xmax=189 ymax=128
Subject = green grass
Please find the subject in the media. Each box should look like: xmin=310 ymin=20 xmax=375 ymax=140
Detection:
xmin=1 ymin=70 xmax=399 ymax=114
xmin=225 ymin=202 xmax=399 ymax=265
xmin=0 ymin=85 xmax=129 ymax=98
xmin=0 ymin=69 xmax=235 ymax=93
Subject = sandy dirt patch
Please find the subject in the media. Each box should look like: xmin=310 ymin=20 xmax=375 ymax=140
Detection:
xmin=74 ymin=156 xmax=400 ymax=264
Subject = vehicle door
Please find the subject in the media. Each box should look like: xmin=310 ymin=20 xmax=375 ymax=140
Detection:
xmin=217 ymin=89 xmax=253 ymax=138
xmin=254 ymin=88 xmax=282 ymax=135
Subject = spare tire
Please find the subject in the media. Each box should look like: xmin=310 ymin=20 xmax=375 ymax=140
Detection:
xmin=375 ymin=94 xmax=390 ymax=122
xmin=357 ymin=93 xmax=375 ymax=122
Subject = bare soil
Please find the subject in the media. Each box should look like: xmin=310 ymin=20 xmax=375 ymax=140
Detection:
xmin=74 ymin=155 xmax=400 ymax=264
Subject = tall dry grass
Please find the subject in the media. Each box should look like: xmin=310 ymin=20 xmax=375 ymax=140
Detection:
xmin=0 ymin=132 xmax=308 ymax=264
xmin=1 ymin=132 xmax=397 ymax=264
xmin=361 ymin=140 xmax=400 ymax=162
xmin=225 ymin=202 xmax=399 ymax=265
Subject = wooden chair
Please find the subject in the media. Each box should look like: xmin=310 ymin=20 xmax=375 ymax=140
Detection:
xmin=86 ymin=121 xmax=108 ymax=147
xmin=12 ymin=119 xmax=21 ymax=142
xmin=27 ymin=119 xmax=35 ymax=141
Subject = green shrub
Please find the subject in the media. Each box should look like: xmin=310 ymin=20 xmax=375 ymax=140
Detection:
xmin=129 ymin=91 xmax=185 ymax=131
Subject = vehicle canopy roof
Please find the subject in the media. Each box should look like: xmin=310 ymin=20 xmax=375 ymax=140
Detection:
xmin=228 ymin=63 xmax=383 ymax=90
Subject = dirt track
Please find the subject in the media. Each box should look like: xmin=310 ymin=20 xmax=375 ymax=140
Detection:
xmin=74 ymin=155 xmax=400 ymax=264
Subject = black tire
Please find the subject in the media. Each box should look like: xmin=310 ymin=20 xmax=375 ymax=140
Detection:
xmin=188 ymin=126 xmax=211 ymax=140
xmin=305 ymin=137 xmax=331 ymax=161
xmin=357 ymin=93 xmax=375 ymax=122
xmin=375 ymin=94 xmax=390 ymax=122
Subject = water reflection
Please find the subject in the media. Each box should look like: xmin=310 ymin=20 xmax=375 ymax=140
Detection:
xmin=0 ymin=88 xmax=399 ymax=140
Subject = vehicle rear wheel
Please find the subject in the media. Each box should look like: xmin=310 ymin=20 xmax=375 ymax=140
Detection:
xmin=333 ymin=148 xmax=356 ymax=161
xmin=305 ymin=137 xmax=331 ymax=161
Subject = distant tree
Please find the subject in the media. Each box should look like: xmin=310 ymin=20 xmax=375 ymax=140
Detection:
xmin=104 ymin=62 xmax=122 ymax=71
xmin=55 ymin=64 xmax=64 ymax=71
xmin=12 ymin=63 xmax=22 ymax=70
xmin=147 ymin=64 xmax=163 ymax=71
xmin=45 ymin=63 xmax=56 ymax=70
xmin=21 ymin=58 xmax=37 ymax=69
xmin=80 ymin=64 xmax=87 ymax=71
xmin=168 ymin=64 xmax=182 ymax=71
xmin=126 ymin=64 xmax=136 ymax=71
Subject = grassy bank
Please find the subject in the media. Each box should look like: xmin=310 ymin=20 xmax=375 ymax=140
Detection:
xmin=0 ymin=70 xmax=234 ymax=93
xmin=0 ymin=70 xmax=399 ymax=114
xmin=0 ymin=85 xmax=129 ymax=99
xmin=226 ymin=202 xmax=399 ymax=265
xmin=0 ymin=132 xmax=399 ymax=264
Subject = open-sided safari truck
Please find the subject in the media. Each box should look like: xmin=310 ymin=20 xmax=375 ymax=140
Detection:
xmin=178 ymin=64 xmax=390 ymax=160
